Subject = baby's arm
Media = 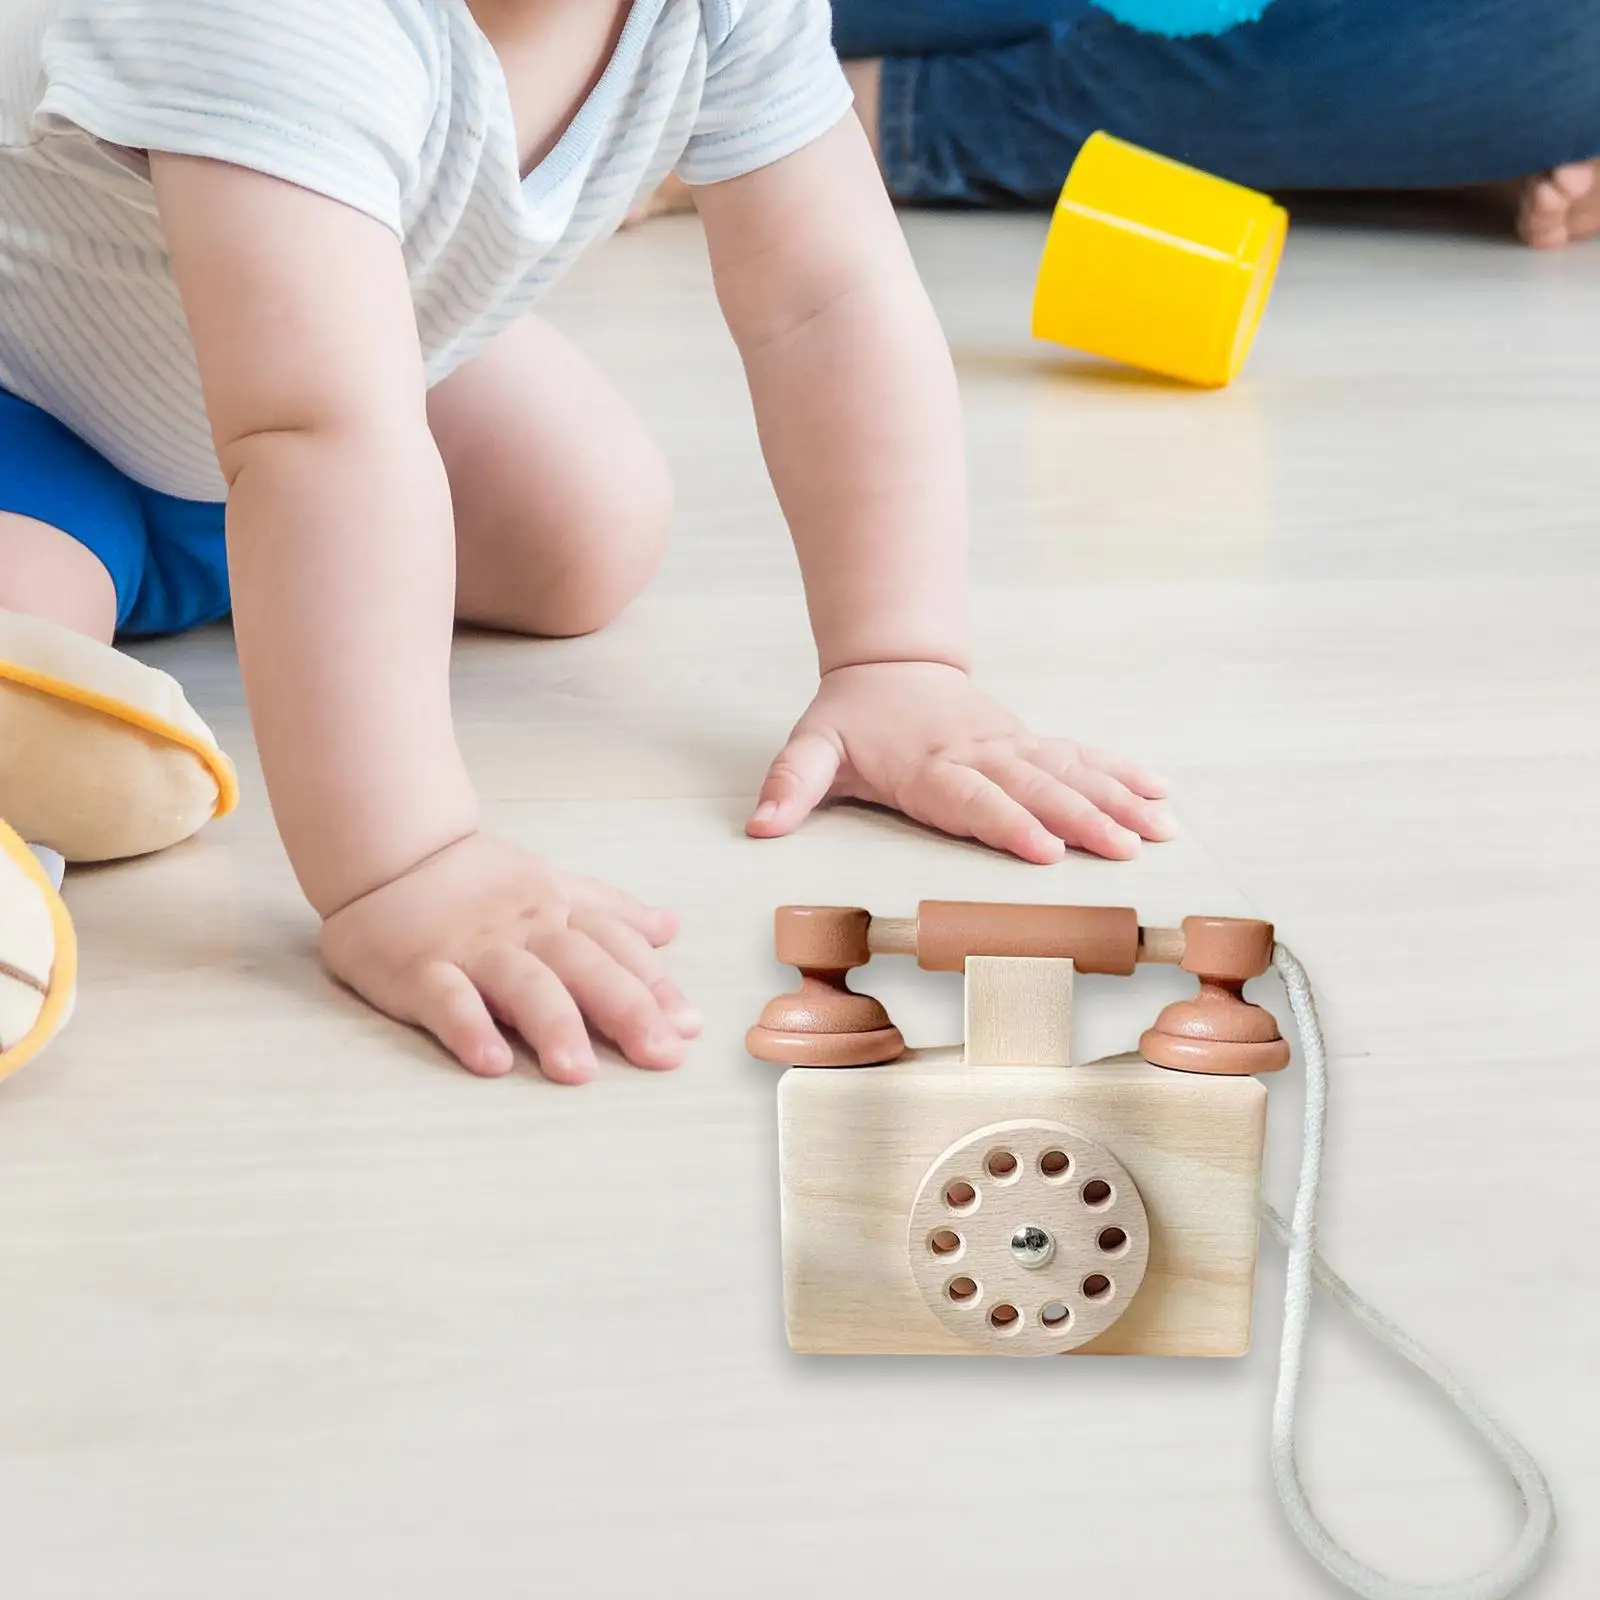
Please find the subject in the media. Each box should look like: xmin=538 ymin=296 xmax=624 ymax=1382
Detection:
xmin=152 ymin=155 xmax=697 ymax=1077
xmin=694 ymin=118 xmax=1175 ymax=862
xmin=695 ymin=118 xmax=972 ymax=679
xmin=153 ymin=155 xmax=473 ymax=914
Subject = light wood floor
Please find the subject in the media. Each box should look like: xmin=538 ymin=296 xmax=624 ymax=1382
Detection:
xmin=2 ymin=209 xmax=1595 ymax=1599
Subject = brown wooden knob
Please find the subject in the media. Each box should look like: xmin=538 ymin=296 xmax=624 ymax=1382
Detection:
xmin=1138 ymin=916 xmax=1289 ymax=1076
xmin=747 ymin=907 xmax=904 ymax=1068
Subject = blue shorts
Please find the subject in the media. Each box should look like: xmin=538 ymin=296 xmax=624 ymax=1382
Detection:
xmin=0 ymin=386 xmax=230 ymax=639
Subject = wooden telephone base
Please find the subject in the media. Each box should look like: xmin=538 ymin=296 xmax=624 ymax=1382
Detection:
xmin=749 ymin=901 xmax=1291 ymax=1358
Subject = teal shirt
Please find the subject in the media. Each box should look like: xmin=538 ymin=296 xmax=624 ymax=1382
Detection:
xmin=1092 ymin=0 xmax=1273 ymax=36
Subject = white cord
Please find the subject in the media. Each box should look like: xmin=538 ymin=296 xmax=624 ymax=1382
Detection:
xmin=1266 ymin=943 xmax=1556 ymax=1599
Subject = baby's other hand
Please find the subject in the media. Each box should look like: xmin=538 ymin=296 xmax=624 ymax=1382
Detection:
xmin=320 ymin=833 xmax=700 ymax=1080
xmin=748 ymin=662 xmax=1176 ymax=863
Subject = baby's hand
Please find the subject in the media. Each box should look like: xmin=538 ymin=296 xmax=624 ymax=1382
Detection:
xmin=320 ymin=833 xmax=700 ymax=1080
xmin=747 ymin=662 xmax=1176 ymax=863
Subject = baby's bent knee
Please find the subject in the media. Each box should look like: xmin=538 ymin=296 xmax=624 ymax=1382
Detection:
xmin=545 ymin=472 xmax=672 ymax=636
xmin=470 ymin=449 xmax=673 ymax=638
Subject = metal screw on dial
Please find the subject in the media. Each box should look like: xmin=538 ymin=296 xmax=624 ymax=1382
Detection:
xmin=1010 ymin=1224 xmax=1054 ymax=1268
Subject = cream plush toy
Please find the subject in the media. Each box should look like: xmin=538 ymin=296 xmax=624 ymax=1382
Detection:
xmin=0 ymin=610 xmax=237 ymax=1082
xmin=0 ymin=819 xmax=75 ymax=1082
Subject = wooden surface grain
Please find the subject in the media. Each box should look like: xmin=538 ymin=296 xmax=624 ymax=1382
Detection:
xmin=0 ymin=209 xmax=1594 ymax=1598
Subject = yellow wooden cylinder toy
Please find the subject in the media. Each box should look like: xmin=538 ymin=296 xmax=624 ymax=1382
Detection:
xmin=1032 ymin=132 xmax=1287 ymax=388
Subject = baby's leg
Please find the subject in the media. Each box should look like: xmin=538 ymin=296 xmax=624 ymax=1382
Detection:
xmin=429 ymin=316 xmax=672 ymax=637
xmin=0 ymin=514 xmax=117 ymax=642
xmin=0 ymin=391 xmax=139 ymax=642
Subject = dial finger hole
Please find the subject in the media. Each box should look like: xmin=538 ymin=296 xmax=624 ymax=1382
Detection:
xmin=1039 ymin=1149 xmax=1073 ymax=1181
xmin=985 ymin=1149 xmax=1020 ymax=1184
xmin=947 ymin=1276 xmax=979 ymax=1304
xmin=1081 ymin=1178 xmax=1114 ymax=1210
xmin=929 ymin=1229 xmax=963 ymax=1259
xmin=1097 ymin=1225 xmax=1129 ymax=1257
xmin=1040 ymin=1302 xmax=1072 ymax=1330
xmin=988 ymin=1303 xmax=1021 ymax=1334
xmin=945 ymin=1180 xmax=978 ymax=1214
xmin=1082 ymin=1273 xmax=1113 ymax=1303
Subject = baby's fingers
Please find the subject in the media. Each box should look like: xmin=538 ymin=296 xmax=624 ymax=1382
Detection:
xmin=467 ymin=947 xmax=596 ymax=1084
xmin=1054 ymin=740 xmax=1169 ymax=802
xmin=412 ymin=961 xmax=516 ymax=1078
xmin=749 ymin=730 xmax=841 ymax=837
xmin=978 ymin=755 xmax=1142 ymax=860
xmin=560 ymin=873 xmax=678 ymax=947
xmin=573 ymin=913 xmax=702 ymax=1039
xmin=544 ymin=931 xmax=686 ymax=1072
xmin=1022 ymin=752 xmax=1177 ymax=845
xmin=901 ymin=762 xmax=1066 ymax=864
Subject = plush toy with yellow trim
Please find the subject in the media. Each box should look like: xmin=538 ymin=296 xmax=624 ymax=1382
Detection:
xmin=0 ymin=609 xmax=237 ymax=1081
xmin=0 ymin=820 xmax=76 ymax=1082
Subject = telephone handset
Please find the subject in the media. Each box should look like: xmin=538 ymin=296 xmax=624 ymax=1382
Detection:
xmin=745 ymin=900 xmax=1288 ymax=1075
xmin=747 ymin=902 xmax=1556 ymax=1599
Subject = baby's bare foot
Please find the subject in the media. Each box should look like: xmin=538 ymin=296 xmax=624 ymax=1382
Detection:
xmin=1516 ymin=160 xmax=1600 ymax=249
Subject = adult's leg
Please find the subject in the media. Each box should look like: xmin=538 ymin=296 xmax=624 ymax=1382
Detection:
xmin=851 ymin=0 xmax=1600 ymax=224
xmin=830 ymin=0 xmax=1080 ymax=61
xmin=428 ymin=316 xmax=673 ymax=638
xmin=831 ymin=1 xmax=1088 ymax=169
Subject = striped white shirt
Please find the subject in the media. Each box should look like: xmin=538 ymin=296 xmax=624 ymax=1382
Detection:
xmin=0 ymin=0 xmax=852 ymax=501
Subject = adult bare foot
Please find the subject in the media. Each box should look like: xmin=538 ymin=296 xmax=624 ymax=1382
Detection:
xmin=1516 ymin=160 xmax=1600 ymax=249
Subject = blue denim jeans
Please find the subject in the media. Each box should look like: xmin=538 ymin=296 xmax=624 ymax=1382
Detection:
xmin=831 ymin=0 xmax=1600 ymax=204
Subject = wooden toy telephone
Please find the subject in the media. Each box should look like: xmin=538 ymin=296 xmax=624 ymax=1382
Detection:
xmin=748 ymin=902 xmax=1556 ymax=1600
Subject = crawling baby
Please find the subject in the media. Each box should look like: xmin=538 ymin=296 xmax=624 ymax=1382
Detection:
xmin=0 ymin=0 xmax=1173 ymax=1080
